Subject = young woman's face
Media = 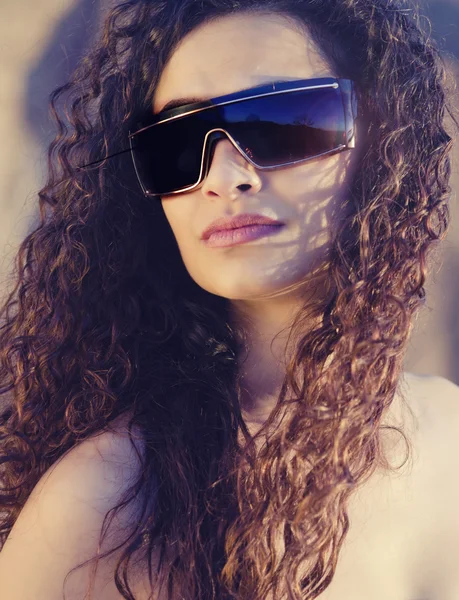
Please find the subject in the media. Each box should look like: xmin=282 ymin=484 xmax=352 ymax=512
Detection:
xmin=153 ymin=12 xmax=360 ymax=302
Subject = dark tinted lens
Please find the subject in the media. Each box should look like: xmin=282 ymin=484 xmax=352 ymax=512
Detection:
xmin=131 ymin=116 xmax=208 ymax=195
xmin=131 ymin=85 xmax=346 ymax=195
xmin=223 ymin=87 xmax=346 ymax=166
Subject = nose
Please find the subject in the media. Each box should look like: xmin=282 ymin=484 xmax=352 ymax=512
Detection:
xmin=198 ymin=129 xmax=263 ymax=199
xmin=204 ymin=131 xmax=233 ymax=168
xmin=202 ymin=129 xmax=256 ymax=177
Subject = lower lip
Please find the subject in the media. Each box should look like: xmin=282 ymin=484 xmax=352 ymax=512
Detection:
xmin=203 ymin=224 xmax=284 ymax=248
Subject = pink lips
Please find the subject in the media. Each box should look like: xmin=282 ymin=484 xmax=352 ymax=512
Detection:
xmin=204 ymin=224 xmax=284 ymax=248
xmin=201 ymin=213 xmax=284 ymax=241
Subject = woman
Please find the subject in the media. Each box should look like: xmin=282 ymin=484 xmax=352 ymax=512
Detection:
xmin=0 ymin=0 xmax=458 ymax=598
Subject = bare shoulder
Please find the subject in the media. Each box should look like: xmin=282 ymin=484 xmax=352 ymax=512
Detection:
xmin=0 ymin=417 xmax=150 ymax=600
xmin=86 ymin=411 xmax=147 ymax=470
xmin=393 ymin=371 xmax=459 ymax=475
xmin=398 ymin=371 xmax=459 ymax=434
xmin=397 ymin=374 xmax=459 ymax=594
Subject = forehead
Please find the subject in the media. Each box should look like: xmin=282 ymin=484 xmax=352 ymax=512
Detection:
xmin=153 ymin=12 xmax=333 ymax=114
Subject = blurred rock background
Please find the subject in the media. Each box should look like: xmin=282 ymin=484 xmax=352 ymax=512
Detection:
xmin=0 ymin=0 xmax=458 ymax=383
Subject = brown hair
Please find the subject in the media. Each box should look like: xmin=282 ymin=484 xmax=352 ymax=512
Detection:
xmin=0 ymin=0 xmax=457 ymax=598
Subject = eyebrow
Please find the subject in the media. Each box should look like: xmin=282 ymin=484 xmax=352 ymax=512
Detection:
xmin=157 ymin=79 xmax=302 ymax=113
xmin=160 ymin=97 xmax=205 ymax=112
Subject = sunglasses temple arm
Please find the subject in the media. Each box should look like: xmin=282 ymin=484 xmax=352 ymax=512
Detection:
xmin=76 ymin=146 xmax=134 ymax=170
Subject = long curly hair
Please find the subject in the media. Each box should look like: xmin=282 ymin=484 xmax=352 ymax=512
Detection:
xmin=0 ymin=0 xmax=457 ymax=598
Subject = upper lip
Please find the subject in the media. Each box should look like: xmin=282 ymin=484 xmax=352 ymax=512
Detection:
xmin=201 ymin=213 xmax=284 ymax=240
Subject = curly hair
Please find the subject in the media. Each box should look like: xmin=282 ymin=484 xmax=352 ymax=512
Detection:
xmin=0 ymin=0 xmax=457 ymax=598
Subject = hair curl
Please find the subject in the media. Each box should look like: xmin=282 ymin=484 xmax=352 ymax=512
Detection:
xmin=0 ymin=0 xmax=457 ymax=598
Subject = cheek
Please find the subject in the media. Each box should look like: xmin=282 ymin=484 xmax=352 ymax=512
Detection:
xmin=161 ymin=198 xmax=186 ymax=236
xmin=273 ymin=155 xmax=354 ymax=269
xmin=274 ymin=152 xmax=352 ymax=195
xmin=286 ymin=151 xmax=352 ymax=192
xmin=271 ymin=152 xmax=352 ymax=228
xmin=161 ymin=198 xmax=197 ymax=254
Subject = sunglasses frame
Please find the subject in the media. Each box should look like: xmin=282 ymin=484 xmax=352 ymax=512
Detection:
xmin=129 ymin=77 xmax=357 ymax=197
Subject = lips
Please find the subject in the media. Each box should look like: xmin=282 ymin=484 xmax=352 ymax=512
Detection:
xmin=201 ymin=213 xmax=284 ymax=240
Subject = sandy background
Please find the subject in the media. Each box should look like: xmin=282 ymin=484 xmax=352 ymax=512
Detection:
xmin=0 ymin=0 xmax=458 ymax=383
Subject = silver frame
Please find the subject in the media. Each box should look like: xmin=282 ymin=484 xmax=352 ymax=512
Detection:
xmin=129 ymin=79 xmax=357 ymax=197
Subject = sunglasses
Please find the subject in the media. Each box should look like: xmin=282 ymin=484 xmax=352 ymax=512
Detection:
xmin=80 ymin=77 xmax=358 ymax=197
